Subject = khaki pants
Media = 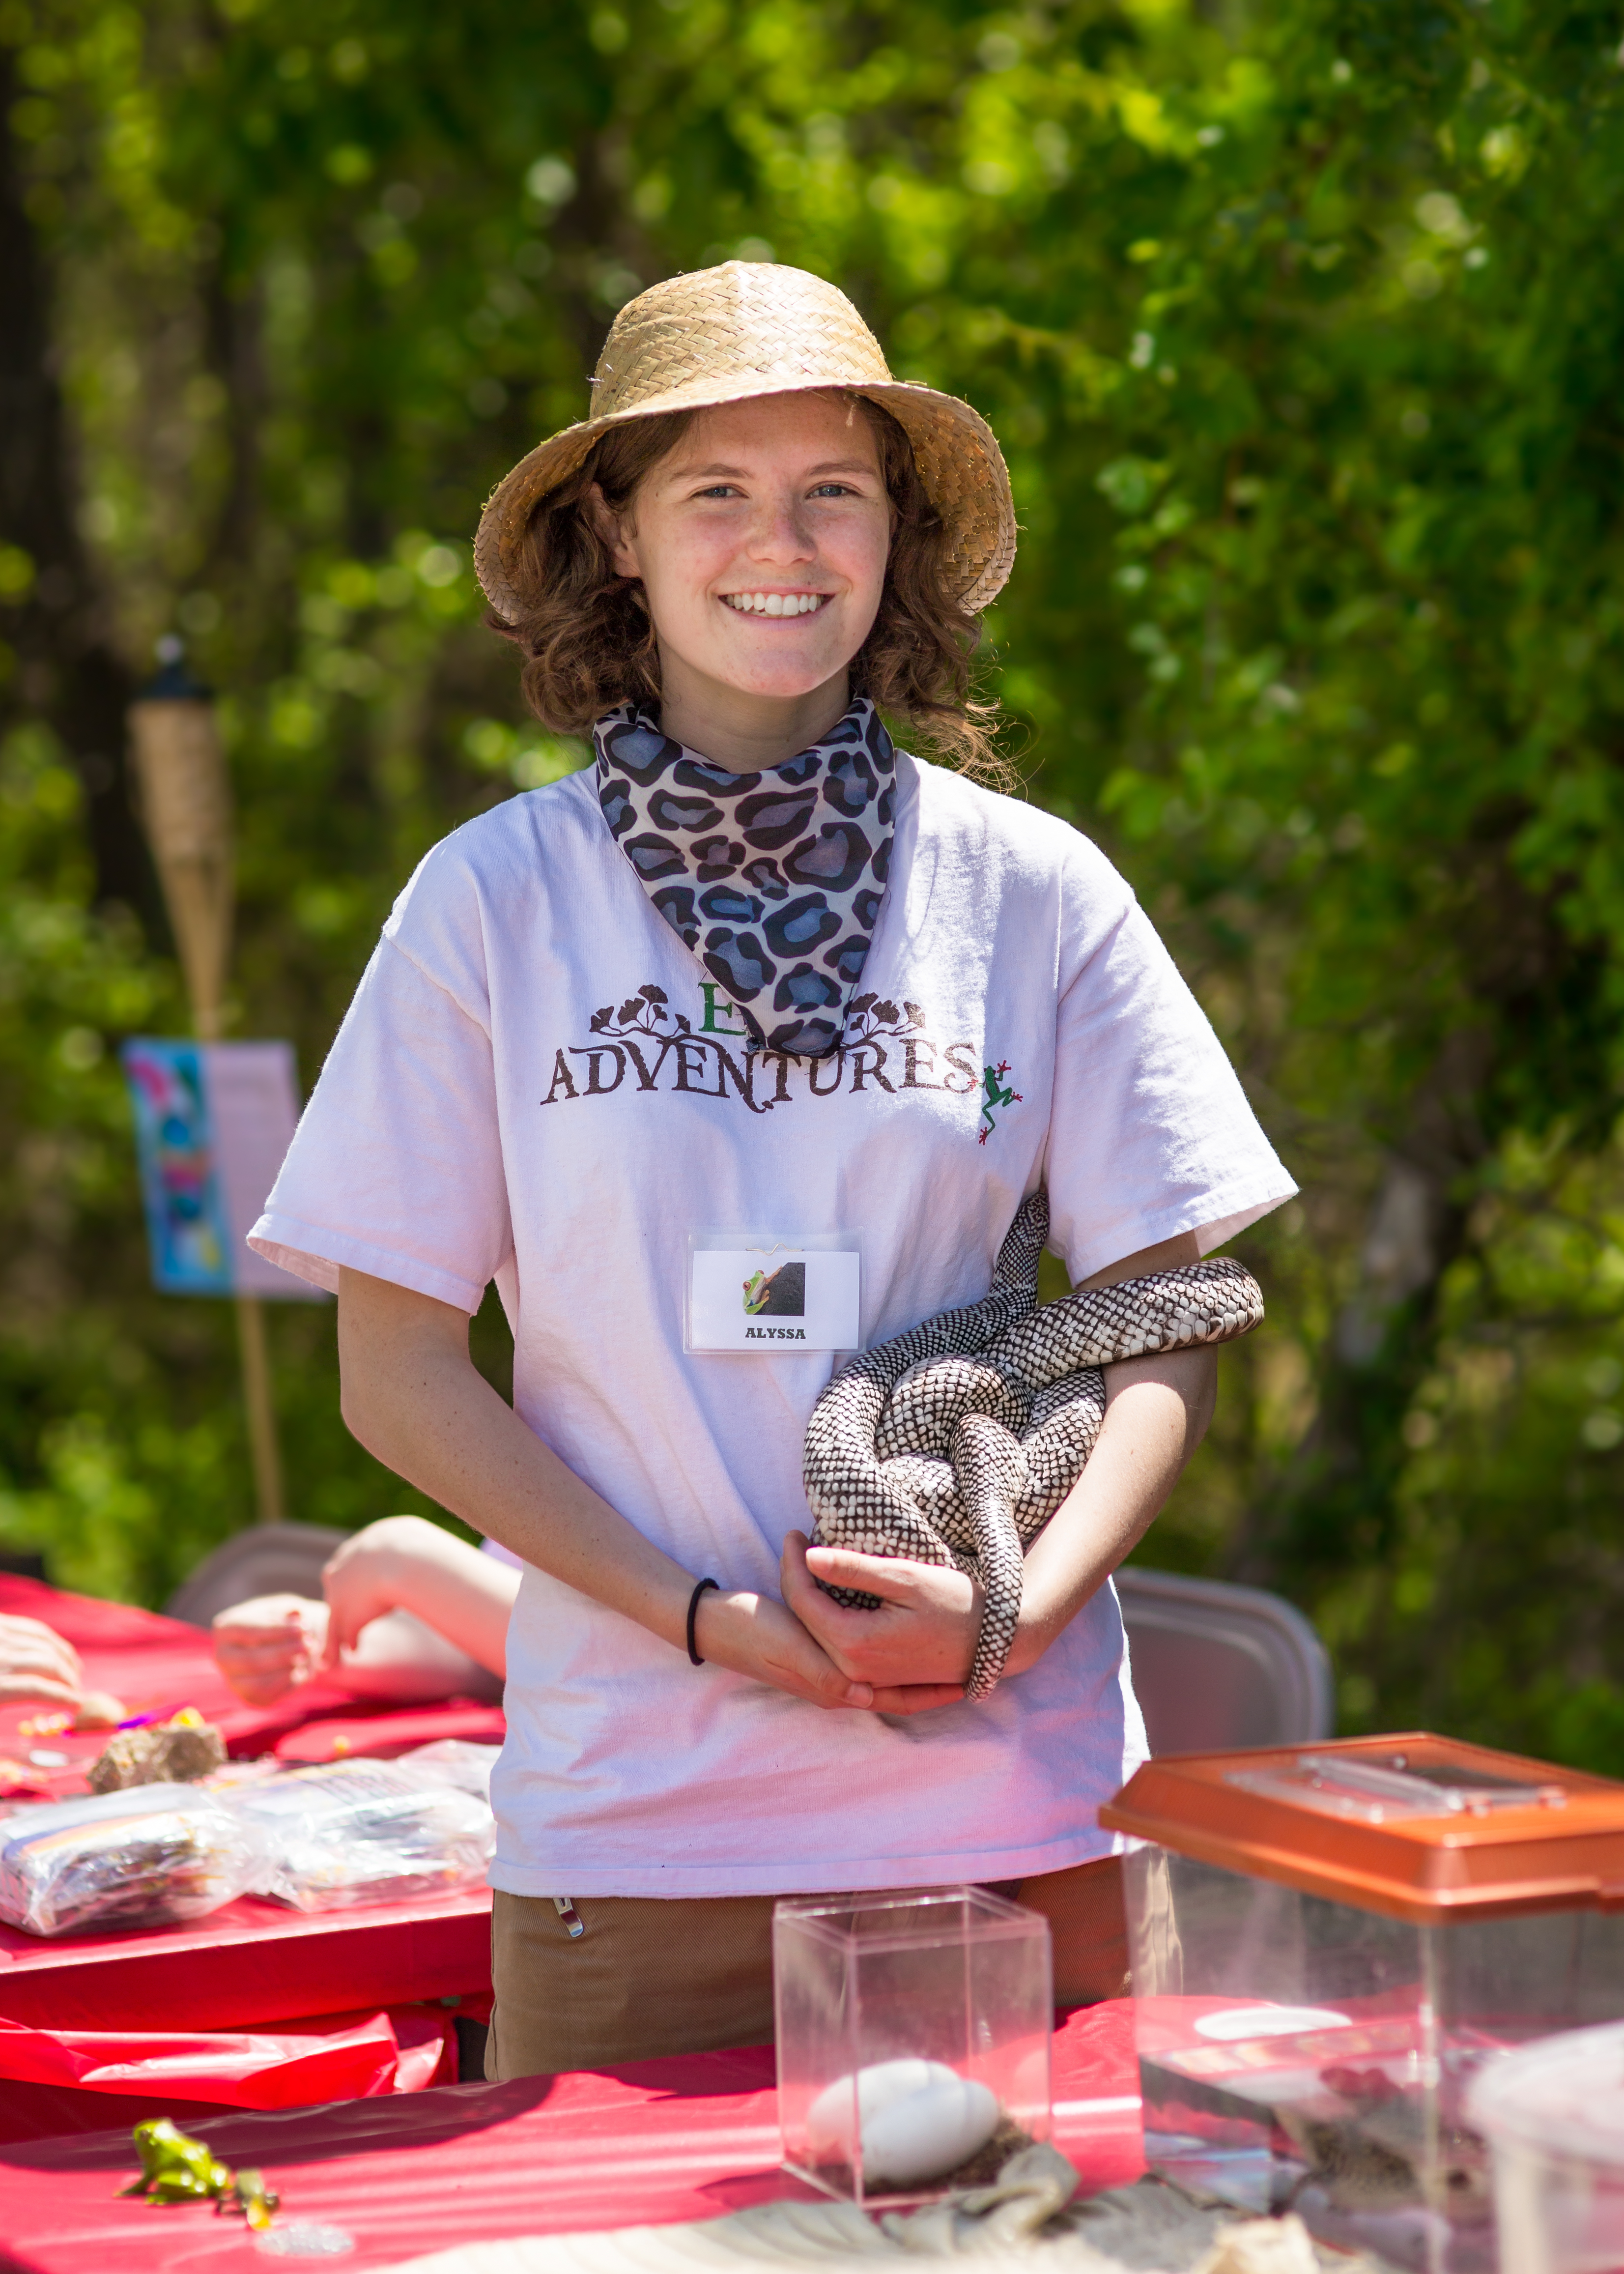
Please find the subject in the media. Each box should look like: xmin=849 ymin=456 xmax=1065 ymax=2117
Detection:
xmin=485 ymin=1855 xmax=1129 ymax=2081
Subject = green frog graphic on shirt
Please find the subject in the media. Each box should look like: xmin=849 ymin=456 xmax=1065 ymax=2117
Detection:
xmin=979 ymin=1060 xmax=1024 ymax=1144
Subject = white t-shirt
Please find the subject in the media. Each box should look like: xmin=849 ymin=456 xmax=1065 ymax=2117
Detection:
xmin=251 ymin=754 xmax=1294 ymax=1897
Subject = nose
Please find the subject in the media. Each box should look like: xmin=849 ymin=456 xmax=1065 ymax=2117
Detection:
xmin=745 ymin=485 xmax=817 ymax=567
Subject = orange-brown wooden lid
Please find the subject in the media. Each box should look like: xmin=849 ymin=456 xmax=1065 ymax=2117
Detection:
xmin=1099 ymin=1733 xmax=1624 ymax=1924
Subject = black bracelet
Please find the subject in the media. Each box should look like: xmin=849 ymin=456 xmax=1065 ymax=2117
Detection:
xmin=686 ymin=1577 xmax=719 ymax=1666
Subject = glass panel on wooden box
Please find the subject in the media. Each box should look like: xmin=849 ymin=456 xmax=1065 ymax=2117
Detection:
xmin=774 ymin=1884 xmax=1052 ymax=2205
xmin=1101 ymin=1735 xmax=1624 ymax=2274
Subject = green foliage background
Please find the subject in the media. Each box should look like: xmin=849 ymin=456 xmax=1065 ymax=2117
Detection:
xmin=4 ymin=0 xmax=1624 ymax=1764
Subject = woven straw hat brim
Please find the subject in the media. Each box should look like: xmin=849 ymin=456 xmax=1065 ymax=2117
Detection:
xmin=472 ymin=264 xmax=1016 ymax=624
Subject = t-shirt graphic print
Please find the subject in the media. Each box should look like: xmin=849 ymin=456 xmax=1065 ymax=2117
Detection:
xmin=542 ymin=981 xmax=986 ymax=1123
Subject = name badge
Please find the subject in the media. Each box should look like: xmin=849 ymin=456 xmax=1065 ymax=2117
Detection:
xmin=686 ymin=1232 xmax=861 ymax=1353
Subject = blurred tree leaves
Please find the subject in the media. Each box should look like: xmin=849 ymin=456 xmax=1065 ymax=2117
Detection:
xmin=4 ymin=0 xmax=1624 ymax=1763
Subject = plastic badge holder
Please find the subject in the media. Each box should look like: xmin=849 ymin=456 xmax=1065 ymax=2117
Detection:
xmin=1100 ymin=1734 xmax=1624 ymax=2274
xmin=1467 ymin=2019 xmax=1624 ymax=2274
xmin=774 ymin=1885 xmax=1053 ymax=2206
xmin=685 ymin=1230 xmax=862 ymax=1355
xmin=221 ymin=1755 xmax=495 ymax=1913
xmin=0 ymin=1783 xmax=272 ymax=1938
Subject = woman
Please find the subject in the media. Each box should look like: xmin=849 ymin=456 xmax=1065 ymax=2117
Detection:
xmin=252 ymin=263 xmax=1293 ymax=2077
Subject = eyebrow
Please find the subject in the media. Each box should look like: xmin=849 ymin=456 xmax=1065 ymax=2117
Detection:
xmin=665 ymin=458 xmax=879 ymax=482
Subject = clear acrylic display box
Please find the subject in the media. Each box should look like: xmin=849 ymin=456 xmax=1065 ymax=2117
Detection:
xmin=774 ymin=1885 xmax=1053 ymax=2205
xmin=1469 ymin=2020 xmax=1624 ymax=2274
xmin=1101 ymin=1736 xmax=1624 ymax=2274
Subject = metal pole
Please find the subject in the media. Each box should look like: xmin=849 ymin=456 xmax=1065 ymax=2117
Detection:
xmin=129 ymin=643 xmax=285 ymax=1529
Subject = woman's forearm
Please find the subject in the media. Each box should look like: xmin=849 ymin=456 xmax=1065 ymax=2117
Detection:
xmin=335 ymin=1268 xmax=895 ymax=1712
xmin=788 ymin=1230 xmax=1222 ymax=1693
xmin=337 ymin=1269 xmax=698 ymax=1653
xmin=1003 ymin=1343 xmax=1217 ymax=1675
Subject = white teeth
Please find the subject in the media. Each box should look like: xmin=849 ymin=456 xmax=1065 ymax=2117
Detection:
xmin=765 ymin=592 xmax=785 ymax=616
xmin=724 ymin=593 xmax=825 ymax=615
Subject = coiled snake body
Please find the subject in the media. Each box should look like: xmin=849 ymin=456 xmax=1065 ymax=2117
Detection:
xmin=801 ymin=1191 xmax=1265 ymax=1698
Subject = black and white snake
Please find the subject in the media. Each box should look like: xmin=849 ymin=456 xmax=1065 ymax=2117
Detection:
xmin=801 ymin=1190 xmax=1265 ymax=1698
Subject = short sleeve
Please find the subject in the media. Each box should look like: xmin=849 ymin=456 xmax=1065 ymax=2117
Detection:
xmin=1044 ymin=850 xmax=1295 ymax=1285
xmin=248 ymin=897 xmax=513 ymax=1313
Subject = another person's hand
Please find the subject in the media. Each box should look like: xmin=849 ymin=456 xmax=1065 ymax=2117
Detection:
xmin=0 ymin=1613 xmax=83 ymax=1709
xmin=780 ymin=1530 xmax=979 ymax=1698
xmin=319 ymin=1514 xmax=516 ymax=1680
xmin=212 ymin=1593 xmax=329 ymax=1706
xmin=320 ymin=1516 xmax=440 ymax=1665
xmin=694 ymin=1575 xmax=966 ymax=1717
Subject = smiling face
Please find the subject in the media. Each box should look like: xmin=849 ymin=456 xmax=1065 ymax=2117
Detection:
xmin=591 ymin=390 xmax=892 ymax=760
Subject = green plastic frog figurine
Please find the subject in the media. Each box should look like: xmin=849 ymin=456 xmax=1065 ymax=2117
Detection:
xmin=125 ymin=2118 xmax=231 ymax=2204
xmin=122 ymin=2119 xmax=279 ymax=2227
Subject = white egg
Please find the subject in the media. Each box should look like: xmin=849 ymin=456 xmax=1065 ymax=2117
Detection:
xmin=806 ymin=2057 xmax=946 ymax=2155
xmin=864 ymin=2074 xmax=1000 ymax=2187
xmin=804 ymin=2058 xmax=1001 ymax=2189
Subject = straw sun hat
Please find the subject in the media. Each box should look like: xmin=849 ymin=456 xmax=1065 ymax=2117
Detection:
xmin=472 ymin=261 xmax=1017 ymax=624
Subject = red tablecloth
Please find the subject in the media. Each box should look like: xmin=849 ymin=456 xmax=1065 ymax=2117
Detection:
xmin=0 ymin=1578 xmax=496 ymax=2077
xmin=0 ymin=2003 xmax=1144 ymax=2274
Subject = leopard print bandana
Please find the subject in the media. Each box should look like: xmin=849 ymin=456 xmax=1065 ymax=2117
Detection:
xmin=593 ymin=697 xmax=896 ymax=1059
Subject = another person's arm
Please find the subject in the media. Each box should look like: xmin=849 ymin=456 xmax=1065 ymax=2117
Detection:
xmin=211 ymin=1521 xmax=521 ymax=1707
xmin=0 ymin=1613 xmax=83 ymax=1709
xmin=335 ymin=1266 xmax=964 ymax=1718
xmin=781 ymin=1232 xmax=1217 ymax=1688
xmin=320 ymin=1516 xmax=517 ymax=1674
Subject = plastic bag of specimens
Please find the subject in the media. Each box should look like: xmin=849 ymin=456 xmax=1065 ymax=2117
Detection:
xmin=0 ymin=1785 xmax=272 ymax=1938
xmin=221 ymin=1751 xmax=495 ymax=1913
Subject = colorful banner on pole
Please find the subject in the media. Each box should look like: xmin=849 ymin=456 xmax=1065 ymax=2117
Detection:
xmin=120 ymin=1039 xmax=324 ymax=1299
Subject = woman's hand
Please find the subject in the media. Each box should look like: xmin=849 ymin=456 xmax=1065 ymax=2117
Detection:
xmin=212 ymin=1594 xmax=328 ymax=1706
xmin=780 ymin=1531 xmax=977 ymax=1698
xmin=0 ymin=1613 xmax=83 ymax=1709
xmin=692 ymin=1582 xmax=964 ymax=1716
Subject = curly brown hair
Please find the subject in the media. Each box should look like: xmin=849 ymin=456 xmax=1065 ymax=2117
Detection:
xmin=484 ymin=392 xmax=1004 ymax=779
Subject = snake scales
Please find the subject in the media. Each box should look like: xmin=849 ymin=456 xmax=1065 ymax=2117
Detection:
xmin=801 ymin=1190 xmax=1265 ymax=1698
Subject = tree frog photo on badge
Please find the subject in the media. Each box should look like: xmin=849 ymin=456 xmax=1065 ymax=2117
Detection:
xmin=742 ymin=1262 xmax=805 ymax=1318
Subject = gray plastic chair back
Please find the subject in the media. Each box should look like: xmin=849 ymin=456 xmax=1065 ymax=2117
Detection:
xmin=165 ymin=1522 xmax=349 ymax=1628
xmin=1117 ymin=1565 xmax=1333 ymax=1754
